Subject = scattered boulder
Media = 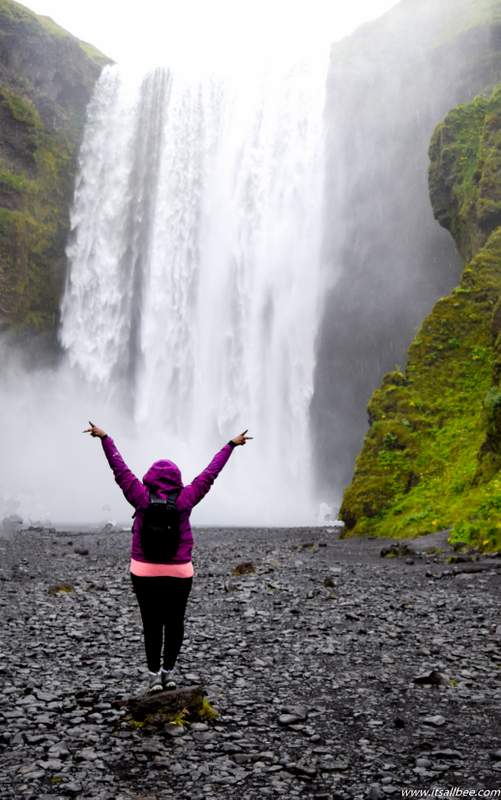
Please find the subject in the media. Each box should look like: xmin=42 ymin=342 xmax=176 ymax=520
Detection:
xmin=431 ymin=749 xmax=462 ymax=759
xmin=380 ymin=542 xmax=416 ymax=558
xmin=48 ymin=583 xmax=75 ymax=595
xmin=277 ymin=705 xmax=308 ymax=726
xmin=413 ymin=670 xmax=449 ymax=686
xmin=232 ymin=562 xmax=256 ymax=576
xmin=422 ymin=714 xmax=446 ymax=727
xmin=119 ymin=685 xmax=206 ymax=725
xmin=100 ymin=521 xmax=121 ymax=533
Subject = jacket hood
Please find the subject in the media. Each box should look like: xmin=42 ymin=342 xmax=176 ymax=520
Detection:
xmin=142 ymin=460 xmax=183 ymax=492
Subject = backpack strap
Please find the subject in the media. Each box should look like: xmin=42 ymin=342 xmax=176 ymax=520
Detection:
xmin=148 ymin=492 xmax=167 ymax=506
xmin=148 ymin=491 xmax=179 ymax=507
xmin=166 ymin=490 xmax=180 ymax=510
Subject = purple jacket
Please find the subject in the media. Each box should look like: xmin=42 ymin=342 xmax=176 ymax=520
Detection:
xmin=101 ymin=436 xmax=234 ymax=563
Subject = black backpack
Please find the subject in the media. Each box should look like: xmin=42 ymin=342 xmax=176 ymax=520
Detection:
xmin=140 ymin=491 xmax=181 ymax=563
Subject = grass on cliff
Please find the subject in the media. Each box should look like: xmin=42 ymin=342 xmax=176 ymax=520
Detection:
xmin=429 ymin=85 xmax=501 ymax=261
xmin=433 ymin=0 xmax=501 ymax=46
xmin=0 ymin=0 xmax=110 ymax=66
xmin=0 ymin=85 xmax=73 ymax=331
xmin=340 ymin=230 xmax=501 ymax=551
xmin=340 ymin=83 xmax=501 ymax=552
xmin=36 ymin=14 xmax=110 ymax=66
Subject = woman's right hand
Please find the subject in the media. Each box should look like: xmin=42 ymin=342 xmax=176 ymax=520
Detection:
xmin=83 ymin=421 xmax=107 ymax=438
xmin=231 ymin=429 xmax=253 ymax=446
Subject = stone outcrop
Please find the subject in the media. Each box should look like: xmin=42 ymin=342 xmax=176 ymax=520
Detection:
xmin=340 ymin=84 xmax=501 ymax=552
xmin=0 ymin=0 xmax=109 ymax=335
xmin=312 ymin=0 xmax=501 ymax=496
xmin=119 ymin=686 xmax=207 ymax=725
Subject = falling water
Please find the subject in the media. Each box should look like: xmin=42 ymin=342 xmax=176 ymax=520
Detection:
xmin=60 ymin=58 xmax=327 ymax=525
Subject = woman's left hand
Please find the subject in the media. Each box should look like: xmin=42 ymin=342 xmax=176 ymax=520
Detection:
xmin=231 ymin=429 xmax=253 ymax=446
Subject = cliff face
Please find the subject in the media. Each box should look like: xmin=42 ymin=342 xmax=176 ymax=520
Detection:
xmin=0 ymin=0 xmax=109 ymax=334
xmin=340 ymin=83 xmax=501 ymax=551
xmin=312 ymin=0 xmax=501 ymax=501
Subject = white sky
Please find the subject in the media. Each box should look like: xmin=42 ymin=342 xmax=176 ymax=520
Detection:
xmin=22 ymin=0 xmax=400 ymax=69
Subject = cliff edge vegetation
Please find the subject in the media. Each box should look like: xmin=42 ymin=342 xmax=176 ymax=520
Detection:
xmin=340 ymin=83 xmax=501 ymax=552
xmin=0 ymin=0 xmax=109 ymax=334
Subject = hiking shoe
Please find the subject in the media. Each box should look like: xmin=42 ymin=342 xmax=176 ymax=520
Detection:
xmin=161 ymin=667 xmax=177 ymax=690
xmin=146 ymin=670 xmax=163 ymax=694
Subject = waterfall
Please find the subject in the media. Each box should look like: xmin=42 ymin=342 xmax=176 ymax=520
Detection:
xmin=60 ymin=58 xmax=327 ymax=525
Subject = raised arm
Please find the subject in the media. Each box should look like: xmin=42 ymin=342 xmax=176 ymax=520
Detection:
xmin=84 ymin=422 xmax=148 ymax=509
xmin=184 ymin=430 xmax=252 ymax=508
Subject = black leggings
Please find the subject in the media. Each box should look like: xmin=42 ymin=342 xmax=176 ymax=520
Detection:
xmin=130 ymin=573 xmax=193 ymax=672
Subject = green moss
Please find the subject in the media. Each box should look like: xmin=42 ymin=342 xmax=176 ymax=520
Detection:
xmin=0 ymin=166 xmax=31 ymax=194
xmin=429 ymin=84 xmax=501 ymax=261
xmin=0 ymin=1 xmax=108 ymax=333
xmin=0 ymin=0 xmax=33 ymax=22
xmin=340 ymin=224 xmax=501 ymax=549
xmin=169 ymin=706 xmax=190 ymax=726
xmin=449 ymin=493 xmax=501 ymax=551
xmin=0 ymin=86 xmax=42 ymax=128
xmin=0 ymin=1 xmax=110 ymax=67
xmin=126 ymin=697 xmax=217 ymax=730
xmin=48 ymin=582 xmax=74 ymax=594
xmin=432 ymin=0 xmax=501 ymax=46
xmin=341 ymin=82 xmax=501 ymax=552
xmin=36 ymin=14 xmax=110 ymax=66
xmin=196 ymin=696 xmax=219 ymax=721
xmin=0 ymin=115 xmax=74 ymax=331
xmin=127 ymin=717 xmax=146 ymax=730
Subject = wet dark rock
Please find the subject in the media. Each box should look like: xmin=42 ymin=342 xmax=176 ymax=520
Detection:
xmin=431 ymin=749 xmax=463 ymax=759
xmin=123 ymin=685 xmax=205 ymax=723
xmin=380 ymin=543 xmax=416 ymax=558
xmin=63 ymin=782 xmax=83 ymax=795
xmin=367 ymin=783 xmax=385 ymax=800
xmin=422 ymin=714 xmax=447 ymax=727
xmin=47 ymin=582 xmax=74 ymax=595
xmin=1 ymin=525 xmax=499 ymax=797
xmin=231 ymin=562 xmax=256 ymax=575
xmin=413 ymin=670 xmax=449 ymax=686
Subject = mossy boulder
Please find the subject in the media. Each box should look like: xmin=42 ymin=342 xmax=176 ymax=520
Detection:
xmin=340 ymin=83 xmax=501 ymax=552
xmin=0 ymin=0 xmax=110 ymax=334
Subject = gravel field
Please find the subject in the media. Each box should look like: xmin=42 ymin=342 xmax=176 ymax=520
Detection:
xmin=0 ymin=525 xmax=500 ymax=799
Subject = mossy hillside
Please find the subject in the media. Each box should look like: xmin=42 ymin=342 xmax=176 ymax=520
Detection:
xmin=340 ymin=85 xmax=501 ymax=552
xmin=431 ymin=0 xmax=501 ymax=43
xmin=0 ymin=0 xmax=108 ymax=67
xmin=429 ymin=84 xmax=501 ymax=261
xmin=340 ymin=230 xmax=501 ymax=548
xmin=0 ymin=85 xmax=73 ymax=331
xmin=0 ymin=0 xmax=109 ymax=333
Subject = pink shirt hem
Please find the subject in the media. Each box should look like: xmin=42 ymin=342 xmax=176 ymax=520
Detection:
xmin=130 ymin=558 xmax=194 ymax=578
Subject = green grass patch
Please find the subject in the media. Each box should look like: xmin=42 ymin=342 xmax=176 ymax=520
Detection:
xmin=0 ymin=86 xmax=42 ymax=128
xmin=340 ymin=219 xmax=501 ymax=550
xmin=0 ymin=114 xmax=74 ymax=331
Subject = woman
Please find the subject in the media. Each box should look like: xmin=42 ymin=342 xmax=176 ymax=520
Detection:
xmin=84 ymin=422 xmax=252 ymax=692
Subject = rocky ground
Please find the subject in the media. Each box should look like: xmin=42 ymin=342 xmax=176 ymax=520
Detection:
xmin=0 ymin=525 xmax=500 ymax=800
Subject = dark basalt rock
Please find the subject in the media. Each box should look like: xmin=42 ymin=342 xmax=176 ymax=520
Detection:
xmin=380 ymin=543 xmax=416 ymax=558
xmin=118 ymin=685 xmax=205 ymax=723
